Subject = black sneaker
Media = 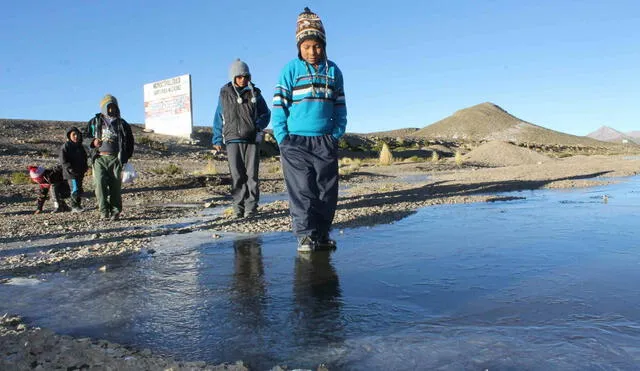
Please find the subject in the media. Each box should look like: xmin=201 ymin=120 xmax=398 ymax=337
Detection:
xmin=297 ymin=236 xmax=316 ymax=253
xmin=317 ymin=237 xmax=337 ymax=250
xmin=316 ymin=232 xmax=337 ymax=250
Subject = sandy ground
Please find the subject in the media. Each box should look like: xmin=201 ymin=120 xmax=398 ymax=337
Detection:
xmin=2 ymin=123 xmax=640 ymax=369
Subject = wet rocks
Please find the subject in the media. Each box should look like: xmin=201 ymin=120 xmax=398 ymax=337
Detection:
xmin=0 ymin=315 xmax=249 ymax=371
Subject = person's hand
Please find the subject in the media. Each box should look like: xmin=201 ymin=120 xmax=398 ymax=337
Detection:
xmin=213 ymin=145 xmax=222 ymax=152
xmin=92 ymin=138 xmax=102 ymax=147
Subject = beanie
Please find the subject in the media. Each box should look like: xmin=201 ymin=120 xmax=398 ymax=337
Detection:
xmin=100 ymin=94 xmax=119 ymax=116
xmin=296 ymin=7 xmax=326 ymax=47
xmin=28 ymin=166 xmax=45 ymax=181
xmin=229 ymin=59 xmax=251 ymax=82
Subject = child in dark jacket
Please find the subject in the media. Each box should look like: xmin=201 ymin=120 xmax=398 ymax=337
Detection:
xmin=59 ymin=126 xmax=88 ymax=212
xmin=28 ymin=165 xmax=71 ymax=214
xmin=212 ymin=59 xmax=271 ymax=218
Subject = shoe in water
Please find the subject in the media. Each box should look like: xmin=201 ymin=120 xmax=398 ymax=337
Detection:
xmin=316 ymin=237 xmax=337 ymax=250
xmin=316 ymin=232 xmax=337 ymax=250
xmin=297 ymin=236 xmax=316 ymax=253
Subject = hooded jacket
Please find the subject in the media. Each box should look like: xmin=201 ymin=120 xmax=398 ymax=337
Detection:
xmin=212 ymin=82 xmax=271 ymax=146
xmin=84 ymin=114 xmax=135 ymax=164
xmin=59 ymin=127 xmax=89 ymax=180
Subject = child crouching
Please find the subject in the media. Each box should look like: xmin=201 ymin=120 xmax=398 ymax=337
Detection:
xmin=28 ymin=165 xmax=71 ymax=214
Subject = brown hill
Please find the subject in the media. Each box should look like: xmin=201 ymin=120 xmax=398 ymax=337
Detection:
xmin=410 ymin=102 xmax=616 ymax=147
xmin=464 ymin=141 xmax=554 ymax=167
xmin=359 ymin=128 xmax=420 ymax=138
xmin=587 ymin=126 xmax=637 ymax=144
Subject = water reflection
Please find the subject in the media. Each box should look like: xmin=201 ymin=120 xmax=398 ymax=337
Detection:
xmin=3 ymin=179 xmax=640 ymax=369
xmin=230 ymin=236 xmax=267 ymax=327
xmin=292 ymin=251 xmax=344 ymax=348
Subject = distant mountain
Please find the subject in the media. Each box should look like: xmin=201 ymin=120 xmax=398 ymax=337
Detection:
xmin=587 ymin=126 xmax=637 ymax=143
xmin=625 ymin=131 xmax=640 ymax=140
xmin=410 ymin=102 xmax=610 ymax=147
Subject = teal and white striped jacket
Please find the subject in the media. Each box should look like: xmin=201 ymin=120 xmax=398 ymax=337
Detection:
xmin=271 ymin=58 xmax=347 ymax=144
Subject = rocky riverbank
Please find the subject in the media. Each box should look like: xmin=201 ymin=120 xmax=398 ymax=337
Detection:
xmin=2 ymin=119 xmax=640 ymax=370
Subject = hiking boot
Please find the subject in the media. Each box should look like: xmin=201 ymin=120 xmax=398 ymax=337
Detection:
xmin=297 ymin=236 xmax=316 ymax=253
xmin=100 ymin=212 xmax=110 ymax=220
xmin=71 ymin=206 xmax=84 ymax=213
xmin=244 ymin=209 xmax=258 ymax=218
xmin=110 ymin=212 xmax=120 ymax=221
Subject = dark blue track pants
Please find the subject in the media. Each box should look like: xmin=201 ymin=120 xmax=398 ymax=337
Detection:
xmin=279 ymin=134 xmax=339 ymax=238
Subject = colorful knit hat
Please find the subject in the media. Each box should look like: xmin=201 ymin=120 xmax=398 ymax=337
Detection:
xmin=296 ymin=7 xmax=326 ymax=47
xmin=100 ymin=94 xmax=119 ymax=116
xmin=28 ymin=165 xmax=45 ymax=182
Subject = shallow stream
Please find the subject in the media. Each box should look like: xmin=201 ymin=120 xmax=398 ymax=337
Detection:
xmin=2 ymin=178 xmax=640 ymax=370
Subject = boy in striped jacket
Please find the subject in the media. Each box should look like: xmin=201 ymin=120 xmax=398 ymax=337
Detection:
xmin=272 ymin=7 xmax=347 ymax=253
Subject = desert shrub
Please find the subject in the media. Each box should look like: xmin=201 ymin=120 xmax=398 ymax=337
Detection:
xmin=379 ymin=143 xmax=394 ymax=166
xmin=203 ymin=159 xmax=217 ymax=175
xmin=138 ymin=136 xmax=168 ymax=151
xmin=202 ymin=151 xmax=216 ymax=161
xmin=36 ymin=149 xmax=53 ymax=158
xmin=431 ymin=151 xmax=440 ymax=163
xmin=151 ymin=163 xmax=182 ymax=175
xmin=455 ymin=150 xmax=464 ymax=166
xmin=267 ymin=163 xmax=282 ymax=174
xmin=339 ymin=157 xmax=362 ymax=176
xmin=372 ymin=140 xmax=385 ymax=152
xmin=338 ymin=137 xmax=350 ymax=150
xmin=404 ymin=155 xmax=424 ymax=163
xmin=10 ymin=172 xmax=31 ymax=184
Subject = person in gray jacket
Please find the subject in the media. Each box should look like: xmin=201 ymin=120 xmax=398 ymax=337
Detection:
xmin=212 ymin=59 xmax=271 ymax=218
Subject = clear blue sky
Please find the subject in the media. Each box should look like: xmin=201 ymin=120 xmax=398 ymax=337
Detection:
xmin=1 ymin=0 xmax=638 ymax=136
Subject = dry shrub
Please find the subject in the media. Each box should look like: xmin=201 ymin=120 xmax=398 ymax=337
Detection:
xmin=204 ymin=159 xmax=218 ymax=175
xmin=268 ymin=163 xmax=282 ymax=174
xmin=339 ymin=157 xmax=362 ymax=176
xmin=431 ymin=151 xmax=440 ymax=163
xmin=455 ymin=150 xmax=463 ymax=166
xmin=10 ymin=172 xmax=31 ymax=185
xmin=379 ymin=143 xmax=394 ymax=166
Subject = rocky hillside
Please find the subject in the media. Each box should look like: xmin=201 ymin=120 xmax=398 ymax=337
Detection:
xmin=409 ymin=102 xmax=620 ymax=148
xmin=587 ymin=126 xmax=637 ymax=144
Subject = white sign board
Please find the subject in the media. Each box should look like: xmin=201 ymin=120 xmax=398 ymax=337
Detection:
xmin=143 ymin=74 xmax=193 ymax=137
